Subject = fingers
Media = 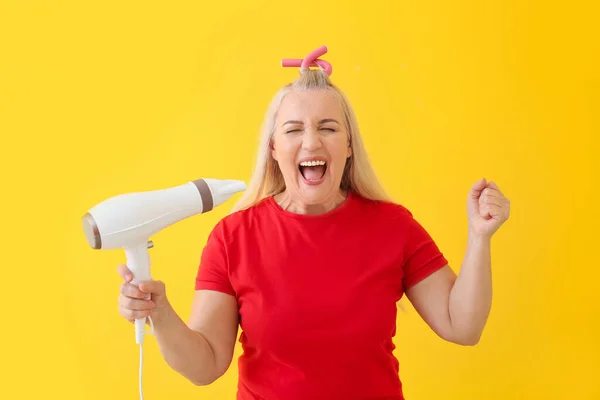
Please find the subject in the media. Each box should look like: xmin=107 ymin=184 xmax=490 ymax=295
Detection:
xmin=481 ymin=187 xmax=504 ymax=201
xmin=477 ymin=181 xmax=510 ymax=220
xmin=118 ymin=291 xmax=155 ymax=322
xmin=119 ymin=304 xmax=153 ymax=322
xmin=480 ymin=203 xmax=499 ymax=218
xmin=487 ymin=204 xmax=509 ymax=220
xmin=479 ymin=193 xmax=505 ymax=209
xmin=139 ymin=280 xmax=166 ymax=297
xmin=469 ymin=178 xmax=487 ymax=198
xmin=118 ymin=293 xmax=155 ymax=311
xmin=117 ymin=264 xmax=163 ymax=324
xmin=120 ymin=281 xmax=148 ymax=299
xmin=116 ymin=264 xmax=133 ymax=282
xmin=471 ymin=179 xmax=506 ymax=200
xmin=480 ymin=186 xmax=509 ymax=205
xmin=486 ymin=180 xmax=503 ymax=194
xmin=480 ymin=200 xmax=510 ymax=220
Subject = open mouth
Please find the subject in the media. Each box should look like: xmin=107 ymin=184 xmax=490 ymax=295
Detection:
xmin=298 ymin=160 xmax=327 ymax=183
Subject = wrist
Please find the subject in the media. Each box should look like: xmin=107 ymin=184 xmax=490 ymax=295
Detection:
xmin=151 ymin=301 xmax=177 ymax=329
xmin=467 ymin=230 xmax=492 ymax=247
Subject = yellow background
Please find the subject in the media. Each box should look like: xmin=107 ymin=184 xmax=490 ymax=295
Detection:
xmin=1 ymin=1 xmax=598 ymax=399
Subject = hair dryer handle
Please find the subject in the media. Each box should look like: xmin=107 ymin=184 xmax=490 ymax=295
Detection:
xmin=124 ymin=242 xmax=153 ymax=344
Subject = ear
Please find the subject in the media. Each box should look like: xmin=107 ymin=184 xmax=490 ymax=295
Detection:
xmin=270 ymin=139 xmax=278 ymax=161
xmin=346 ymin=140 xmax=352 ymax=158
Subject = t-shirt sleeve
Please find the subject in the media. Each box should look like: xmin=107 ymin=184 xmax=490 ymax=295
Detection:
xmin=194 ymin=221 xmax=236 ymax=296
xmin=401 ymin=209 xmax=449 ymax=290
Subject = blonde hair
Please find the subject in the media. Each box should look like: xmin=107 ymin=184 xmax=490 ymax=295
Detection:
xmin=231 ymin=67 xmax=390 ymax=213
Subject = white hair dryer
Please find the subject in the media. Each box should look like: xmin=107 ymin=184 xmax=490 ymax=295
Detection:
xmin=82 ymin=178 xmax=246 ymax=345
xmin=82 ymin=178 xmax=246 ymax=400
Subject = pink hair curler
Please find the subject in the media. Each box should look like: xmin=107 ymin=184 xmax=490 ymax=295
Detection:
xmin=281 ymin=45 xmax=333 ymax=76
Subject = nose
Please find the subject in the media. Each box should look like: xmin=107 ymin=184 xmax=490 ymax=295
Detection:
xmin=302 ymin=131 xmax=322 ymax=151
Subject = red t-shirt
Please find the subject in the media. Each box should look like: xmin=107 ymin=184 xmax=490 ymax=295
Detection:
xmin=195 ymin=191 xmax=448 ymax=400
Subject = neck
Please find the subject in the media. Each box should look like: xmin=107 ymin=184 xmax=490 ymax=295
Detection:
xmin=274 ymin=189 xmax=348 ymax=215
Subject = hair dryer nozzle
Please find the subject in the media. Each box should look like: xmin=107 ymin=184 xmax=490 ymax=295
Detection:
xmin=194 ymin=178 xmax=247 ymax=211
xmin=82 ymin=212 xmax=101 ymax=249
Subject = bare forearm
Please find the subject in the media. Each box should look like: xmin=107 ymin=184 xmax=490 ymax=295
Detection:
xmin=448 ymin=233 xmax=492 ymax=344
xmin=151 ymin=305 xmax=218 ymax=385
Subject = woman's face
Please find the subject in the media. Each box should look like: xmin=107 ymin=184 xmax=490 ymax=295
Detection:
xmin=271 ymin=88 xmax=352 ymax=206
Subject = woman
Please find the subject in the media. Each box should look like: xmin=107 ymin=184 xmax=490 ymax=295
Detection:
xmin=116 ymin=48 xmax=510 ymax=400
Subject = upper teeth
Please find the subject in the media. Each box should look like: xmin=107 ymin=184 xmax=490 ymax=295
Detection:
xmin=300 ymin=160 xmax=326 ymax=166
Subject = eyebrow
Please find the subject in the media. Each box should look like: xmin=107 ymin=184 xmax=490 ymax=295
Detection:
xmin=282 ymin=118 xmax=340 ymax=127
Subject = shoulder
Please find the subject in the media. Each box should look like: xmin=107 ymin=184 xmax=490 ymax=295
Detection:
xmin=210 ymin=197 xmax=273 ymax=238
xmin=350 ymin=192 xmax=415 ymax=222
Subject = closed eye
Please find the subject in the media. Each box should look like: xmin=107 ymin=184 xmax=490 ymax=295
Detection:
xmin=285 ymin=128 xmax=336 ymax=134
